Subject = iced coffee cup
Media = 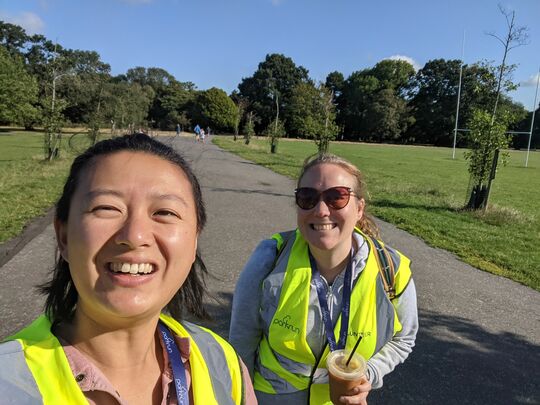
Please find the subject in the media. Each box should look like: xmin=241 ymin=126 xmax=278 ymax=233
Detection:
xmin=326 ymin=349 xmax=367 ymax=404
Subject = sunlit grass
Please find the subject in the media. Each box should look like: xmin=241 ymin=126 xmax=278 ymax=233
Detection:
xmin=0 ymin=129 xmax=88 ymax=243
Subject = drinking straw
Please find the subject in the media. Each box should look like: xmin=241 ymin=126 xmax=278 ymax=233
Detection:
xmin=345 ymin=335 xmax=363 ymax=367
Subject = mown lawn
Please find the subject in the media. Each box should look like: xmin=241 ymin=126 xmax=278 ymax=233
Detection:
xmin=213 ymin=136 xmax=540 ymax=291
xmin=0 ymin=129 xmax=90 ymax=243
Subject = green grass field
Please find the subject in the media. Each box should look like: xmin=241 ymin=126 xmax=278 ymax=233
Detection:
xmin=213 ymin=136 xmax=540 ymax=291
xmin=0 ymin=129 xmax=96 ymax=243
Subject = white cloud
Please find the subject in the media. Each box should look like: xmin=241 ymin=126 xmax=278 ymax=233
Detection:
xmin=271 ymin=0 xmax=285 ymax=6
xmin=0 ymin=11 xmax=45 ymax=35
xmin=521 ymin=72 xmax=540 ymax=88
xmin=385 ymin=55 xmax=421 ymax=72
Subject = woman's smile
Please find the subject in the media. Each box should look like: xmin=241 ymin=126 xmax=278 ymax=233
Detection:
xmin=56 ymin=151 xmax=199 ymax=322
xmin=297 ymin=163 xmax=364 ymax=257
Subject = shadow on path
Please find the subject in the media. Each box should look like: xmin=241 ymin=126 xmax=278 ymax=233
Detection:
xmin=185 ymin=292 xmax=233 ymax=339
xmin=370 ymin=308 xmax=539 ymax=404
xmin=188 ymin=297 xmax=540 ymax=404
xmin=203 ymin=186 xmax=291 ymax=198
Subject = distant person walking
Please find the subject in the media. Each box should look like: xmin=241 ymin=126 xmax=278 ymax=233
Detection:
xmin=176 ymin=123 xmax=181 ymax=137
xmin=200 ymin=128 xmax=206 ymax=144
xmin=194 ymin=124 xmax=201 ymax=142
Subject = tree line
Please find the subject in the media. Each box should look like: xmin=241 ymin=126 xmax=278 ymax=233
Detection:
xmin=1 ymin=20 xmax=538 ymax=150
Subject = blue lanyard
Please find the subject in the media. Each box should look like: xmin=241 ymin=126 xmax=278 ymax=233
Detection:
xmin=158 ymin=323 xmax=190 ymax=405
xmin=309 ymin=251 xmax=353 ymax=352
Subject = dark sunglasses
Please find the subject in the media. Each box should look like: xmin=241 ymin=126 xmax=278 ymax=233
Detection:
xmin=294 ymin=186 xmax=356 ymax=210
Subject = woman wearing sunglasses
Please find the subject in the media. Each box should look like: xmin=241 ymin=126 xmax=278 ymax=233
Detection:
xmin=230 ymin=153 xmax=418 ymax=404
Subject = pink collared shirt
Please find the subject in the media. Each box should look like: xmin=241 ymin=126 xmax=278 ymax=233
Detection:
xmin=60 ymin=332 xmax=256 ymax=404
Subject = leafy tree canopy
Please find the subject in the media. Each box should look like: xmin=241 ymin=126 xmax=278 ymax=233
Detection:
xmin=288 ymin=81 xmax=338 ymax=150
xmin=325 ymin=71 xmax=345 ymax=98
xmin=0 ymin=45 xmax=38 ymax=125
xmin=238 ymin=53 xmax=309 ymax=133
xmin=370 ymin=59 xmax=415 ymax=94
xmin=190 ymin=87 xmax=239 ymax=132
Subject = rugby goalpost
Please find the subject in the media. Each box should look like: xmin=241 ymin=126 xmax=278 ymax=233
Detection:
xmin=451 ymin=30 xmax=539 ymax=167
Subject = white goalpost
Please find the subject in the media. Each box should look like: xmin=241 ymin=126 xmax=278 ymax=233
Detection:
xmin=452 ymin=55 xmax=540 ymax=167
xmin=525 ymin=67 xmax=539 ymax=168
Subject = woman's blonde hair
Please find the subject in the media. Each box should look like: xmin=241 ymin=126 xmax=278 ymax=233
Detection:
xmin=297 ymin=153 xmax=380 ymax=239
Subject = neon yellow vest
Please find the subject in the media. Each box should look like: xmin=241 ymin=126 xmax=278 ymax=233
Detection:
xmin=4 ymin=314 xmax=244 ymax=405
xmin=255 ymin=228 xmax=412 ymax=404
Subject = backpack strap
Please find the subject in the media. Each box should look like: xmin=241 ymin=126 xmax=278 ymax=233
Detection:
xmin=369 ymin=236 xmax=396 ymax=299
xmin=266 ymin=230 xmax=296 ymax=279
xmin=276 ymin=231 xmax=295 ymax=256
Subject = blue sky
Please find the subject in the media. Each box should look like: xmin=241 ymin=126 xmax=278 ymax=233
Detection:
xmin=1 ymin=0 xmax=539 ymax=111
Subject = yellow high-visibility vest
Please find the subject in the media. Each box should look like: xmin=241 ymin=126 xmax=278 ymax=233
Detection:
xmin=255 ymin=228 xmax=411 ymax=404
xmin=1 ymin=314 xmax=244 ymax=405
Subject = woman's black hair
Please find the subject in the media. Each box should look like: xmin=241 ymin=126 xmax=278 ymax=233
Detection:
xmin=39 ymin=133 xmax=210 ymax=325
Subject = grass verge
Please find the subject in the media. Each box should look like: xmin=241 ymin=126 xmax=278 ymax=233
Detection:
xmin=213 ymin=136 xmax=540 ymax=291
xmin=0 ymin=129 xmax=98 ymax=243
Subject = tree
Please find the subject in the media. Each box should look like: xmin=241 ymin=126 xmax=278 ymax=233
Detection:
xmin=126 ymin=66 xmax=176 ymax=90
xmin=265 ymin=118 xmax=285 ymax=154
xmin=486 ymin=5 xmax=528 ymax=124
xmin=43 ymin=96 xmax=66 ymax=160
xmin=243 ymin=111 xmax=256 ymax=145
xmin=289 ymin=82 xmax=338 ymax=152
xmin=190 ymin=87 xmax=239 ymax=132
xmin=0 ymin=23 xmax=58 ymax=128
xmin=406 ymin=58 xmax=521 ymax=146
xmin=407 ymin=59 xmax=462 ymax=144
xmin=56 ymin=49 xmax=111 ymax=127
xmin=230 ymin=91 xmax=250 ymax=141
xmin=101 ymin=80 xmax=154 ymax=131
xmin=465 ymin=5 xmax=528 ymax=210
xmin=369 ymin=59 xmax=415 ymax=95
xmin=325 ymin=71 xmax=345 ymax=98
xmin=237 ymin=53 xmax=309 ymax=133
xmin=338 ymin=70 xmax=379 ymax=138
xmin=122 ymin=66 xmax=195 ymax=130
xmin=464 ymin=109 xmax=512 ymax=209
xmin=364 ymin=88 xmax=414 ymax=142
xmin=336 ymin=60 xmax=414 ymax=141
xmin=0 ymin=21 xmax=29 ymax=56
xmin=151 ymin=80 xmax=195 ymax=130
xmin=0 ymin=45 xmax=38 ymax=125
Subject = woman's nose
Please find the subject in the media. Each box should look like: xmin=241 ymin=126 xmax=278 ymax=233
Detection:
xmin=114 ymin=214 xmax=153 ymax=249
xmin=312 ymin=199 xmax=331 ymax=217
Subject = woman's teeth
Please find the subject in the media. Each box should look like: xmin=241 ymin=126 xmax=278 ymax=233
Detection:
xmin=109 ymin=262 xmax=153 ymax=275
xmin=311 ymin=224 xmax=335 ymax=231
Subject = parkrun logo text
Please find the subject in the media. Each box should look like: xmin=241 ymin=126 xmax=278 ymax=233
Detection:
xmin=347 ymin=331 xmax=371 ymax=338
xmin=161 ymin=330 xmax=175 ymax=354
xmin=273 ymin=315 xmax=300 ymax=334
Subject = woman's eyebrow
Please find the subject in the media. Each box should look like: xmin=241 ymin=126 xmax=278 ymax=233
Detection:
xmin=152 ymin=193 xmax=189 ymax=207
xmin=84 ymin=190 xmax=188 ymax=207
xmin=84 ymin=189 xmax=123 ymax=199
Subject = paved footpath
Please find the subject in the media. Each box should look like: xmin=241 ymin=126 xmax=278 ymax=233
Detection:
xmin=1 ymin=135 xmax=538 ymax=404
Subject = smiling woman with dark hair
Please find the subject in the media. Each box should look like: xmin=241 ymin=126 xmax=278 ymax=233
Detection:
xmin=0 ymin=133 xmax=256 ymax=405
xmin=230 ymin=153 xmax=418 ymax=405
